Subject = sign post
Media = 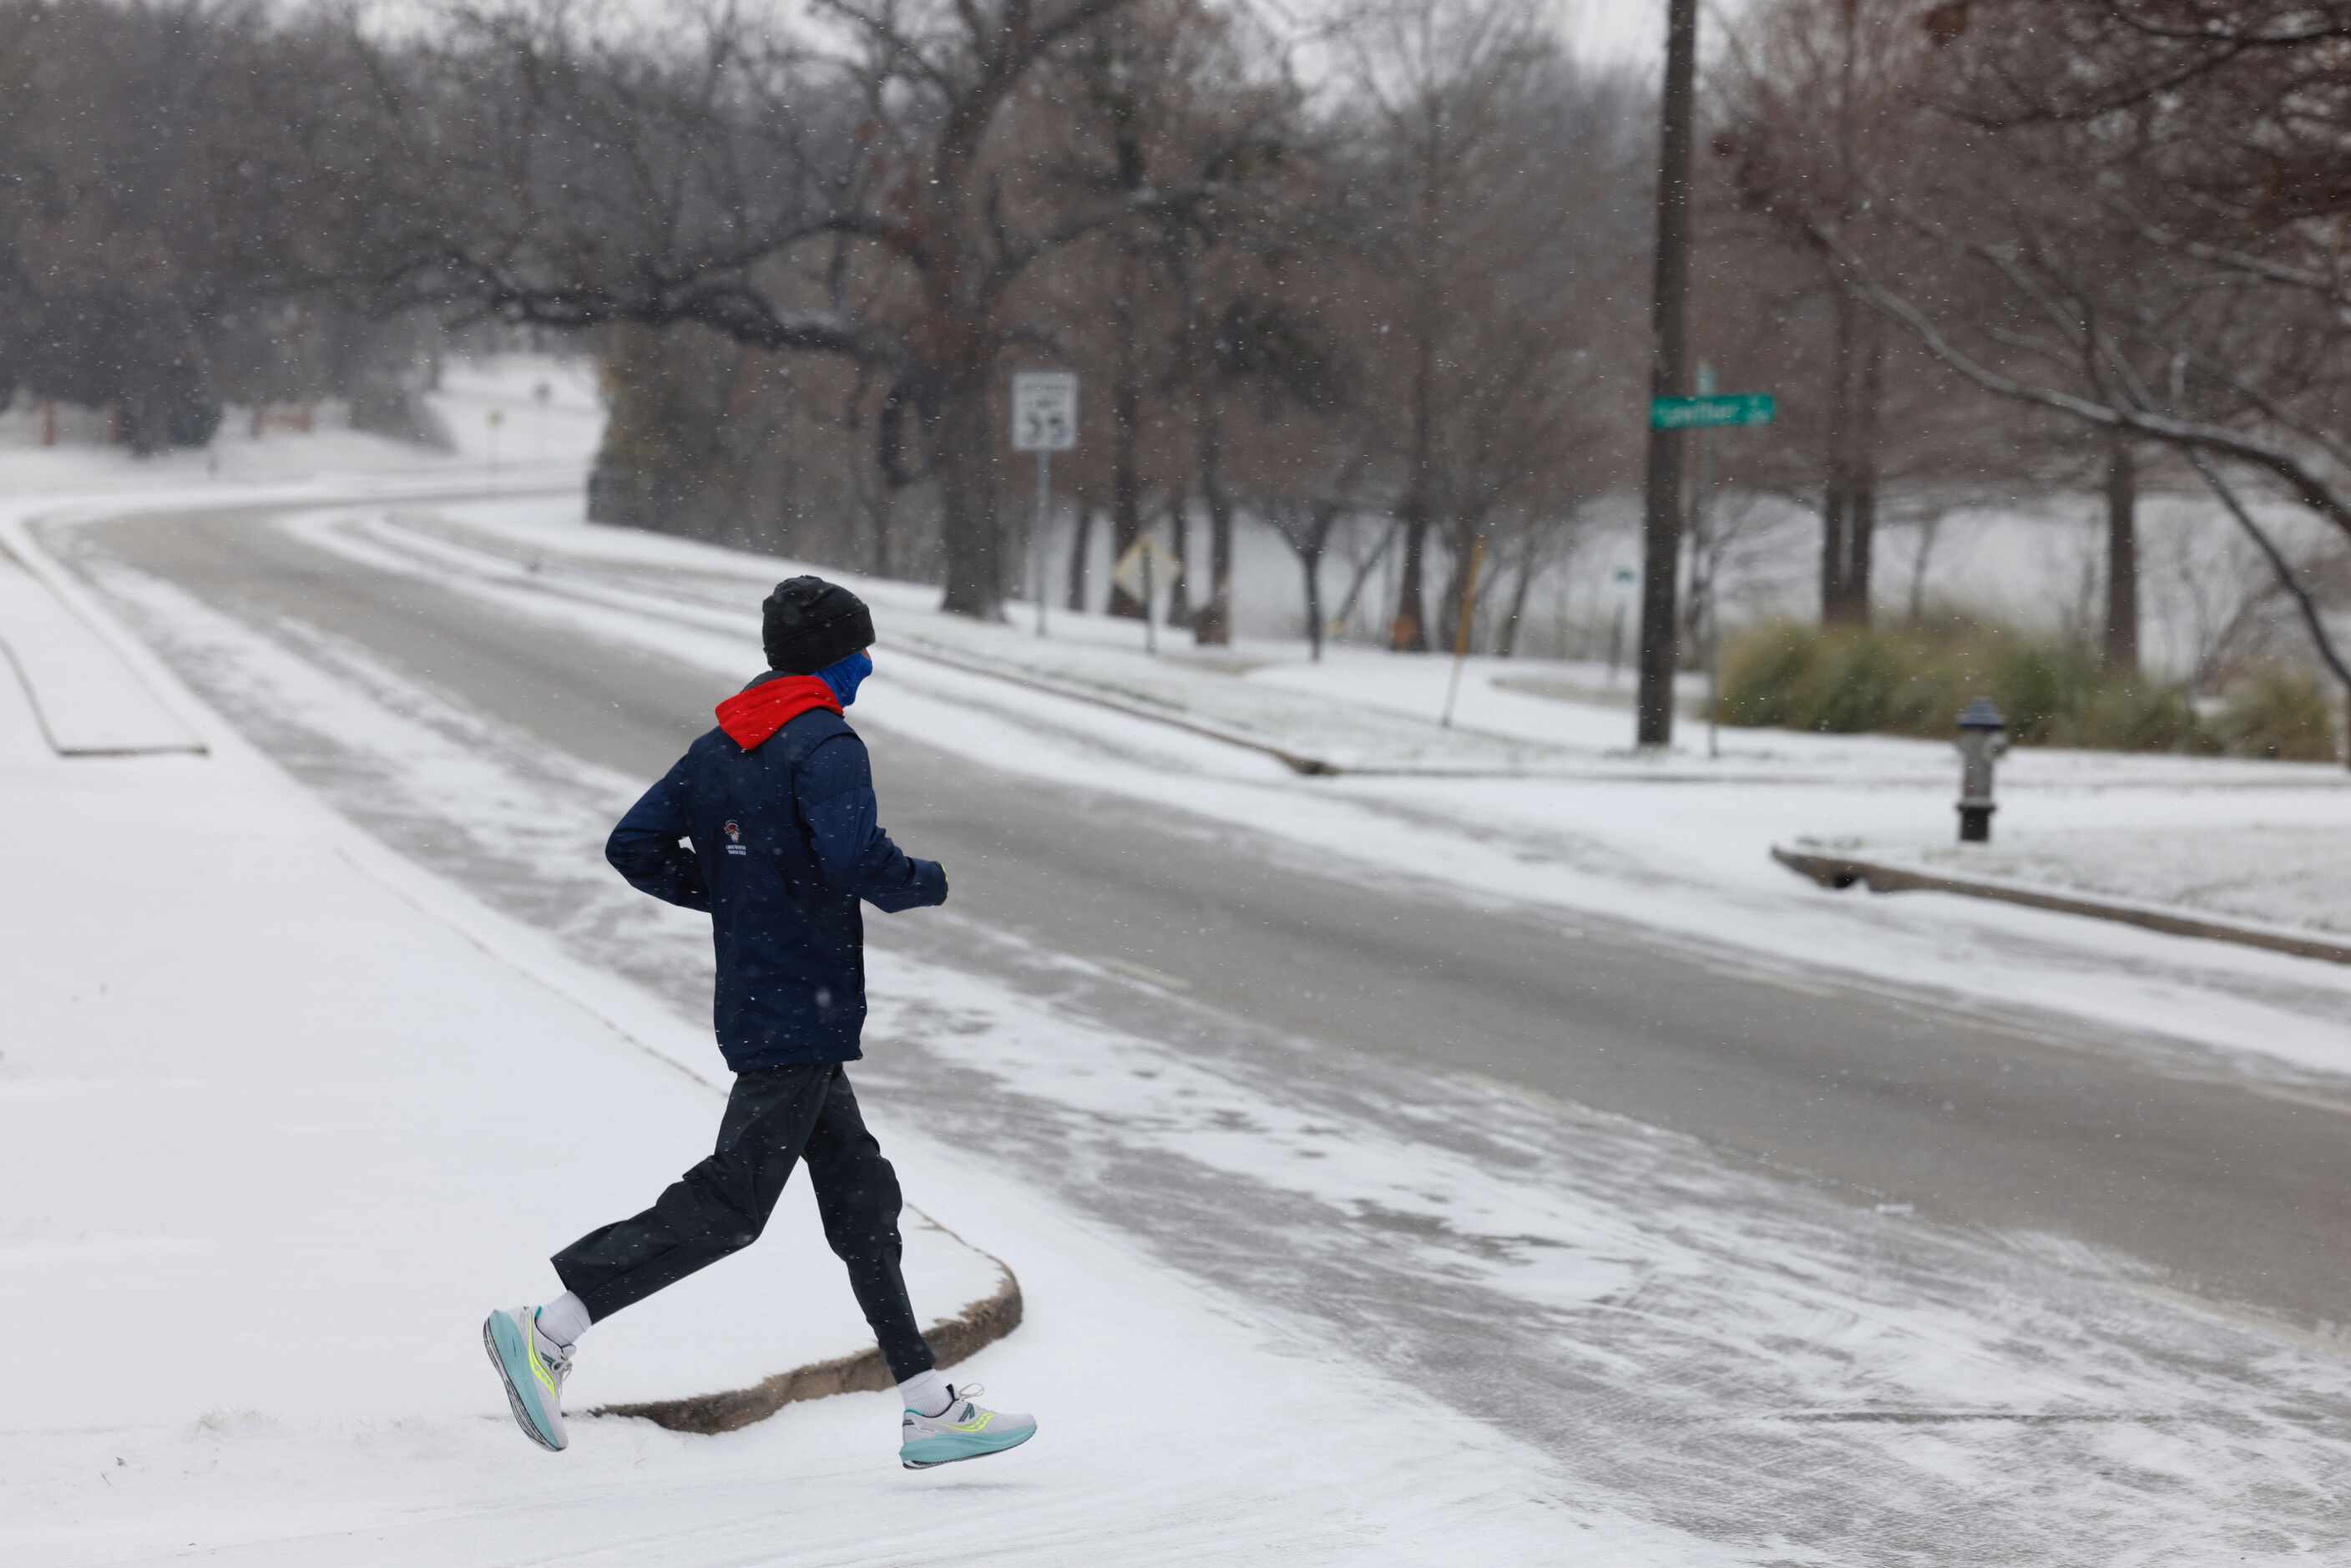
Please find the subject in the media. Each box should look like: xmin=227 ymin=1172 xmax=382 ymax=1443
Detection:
xmin=1111 ymin=535 xmax=1181 ymax=656
xmin=1011 ymin=371 xmax=1079 ymax=637
xmin=1607 ymin=566 xmax=1636 ymax=684
xmin=1693 ymin=362 xmax=1722 ymax=761
xmin=1441 ymin=534 xmax=1486 ymax=729
xmin=1650 ymin=376 xmax=1773 ymax=752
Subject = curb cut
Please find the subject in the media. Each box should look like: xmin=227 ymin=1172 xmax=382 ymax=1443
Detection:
xmin=594 ymin=1250 xmax=1024 ymax=1436
xmin=1771 ymin=843 xmax=2351 ymax=968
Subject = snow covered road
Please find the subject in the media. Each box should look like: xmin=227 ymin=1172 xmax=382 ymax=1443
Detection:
xmin=36 ymin=497 xmax=2351 ymax=1563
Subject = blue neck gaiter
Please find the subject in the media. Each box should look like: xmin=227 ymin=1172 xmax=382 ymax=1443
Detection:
xmin=816 ymin=650 xmax=873 ymax=707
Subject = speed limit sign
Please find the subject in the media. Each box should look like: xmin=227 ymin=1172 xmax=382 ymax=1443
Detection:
xmin=1011 ymin=371 xmax=1079 ymax=453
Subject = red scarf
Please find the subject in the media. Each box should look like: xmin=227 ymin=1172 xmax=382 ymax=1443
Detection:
xmin=715 ymin=677 xmax=842 ymax=751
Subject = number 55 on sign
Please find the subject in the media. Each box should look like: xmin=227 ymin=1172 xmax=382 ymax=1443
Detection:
xmin=1012 ymin=372 xmax=1078 ymax=452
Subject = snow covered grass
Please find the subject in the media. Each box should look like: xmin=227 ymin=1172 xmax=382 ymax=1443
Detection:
xmin=0 ymin=353 xmax=604 ymax=501
xmin=1016 ymin=473 xmax=2345 ymax=692
xmin=1903 ymin=821 xmax=2351 ymax=938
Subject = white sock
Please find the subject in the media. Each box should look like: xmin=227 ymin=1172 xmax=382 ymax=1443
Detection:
xmin=535 ymin=1292 xmax=591 ymax=1353
xmin=897 ymin=1369 xmax=953 ymax=1417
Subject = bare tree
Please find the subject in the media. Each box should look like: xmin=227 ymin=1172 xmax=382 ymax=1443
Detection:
xmin=1783 ymin=0 xmax=2351 ymax=756
xmin=1717 ymin=0 xmax=1964 ymax=627
xmin=1338 ymin=0 xmax=1560 ymax=651
xmin=368 ymin=0 xmax=1223 ymax=620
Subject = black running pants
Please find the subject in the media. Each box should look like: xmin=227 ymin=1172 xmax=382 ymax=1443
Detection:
xmin=551 ymin=1062 xmax=935 ymax=1381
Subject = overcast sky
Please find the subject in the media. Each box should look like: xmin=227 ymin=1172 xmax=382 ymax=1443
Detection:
xmin=1567 ymin=0 xmax=1753 ymax=69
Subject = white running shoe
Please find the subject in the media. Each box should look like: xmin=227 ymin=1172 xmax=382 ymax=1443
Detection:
xmin=483 ymin=1305 xmax=573 ymax=1451
xmin=899 ymin=1383 xmax=1037 ymax=1470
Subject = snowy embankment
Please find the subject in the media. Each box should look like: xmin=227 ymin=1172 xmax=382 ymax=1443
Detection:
xmin=305 ymin=499 xmax=2351 ymax=1085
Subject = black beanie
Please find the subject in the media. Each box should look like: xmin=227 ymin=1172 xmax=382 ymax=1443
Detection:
xmin=761 ymin=576 xmax=875 ymax=674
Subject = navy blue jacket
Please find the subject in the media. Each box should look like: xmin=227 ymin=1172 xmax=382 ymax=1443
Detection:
xmin=605 ymin=674 xmax=947 ymax=1070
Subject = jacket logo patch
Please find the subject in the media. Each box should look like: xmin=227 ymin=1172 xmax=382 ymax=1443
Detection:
xmin=724 ymin=819 xmax=747 ymax=856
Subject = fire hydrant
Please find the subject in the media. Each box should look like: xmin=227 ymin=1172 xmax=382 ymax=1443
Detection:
xmin=1954 ymin=697 xmax=2010 ymax=843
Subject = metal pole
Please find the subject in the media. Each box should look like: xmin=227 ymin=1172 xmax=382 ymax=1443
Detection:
xmin=1034 ymin=449 xmax=1052 ymax=639
xmin=1635 ymin=0 xmax=1700 ymax=748
xmin=1142 ymin=548 xmax=1158 ymax=655
xmin=1695 ymin=364 xmax=1718 ymax=759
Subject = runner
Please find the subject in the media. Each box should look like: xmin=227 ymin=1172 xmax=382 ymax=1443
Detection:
xmin=483 ymin=575 xmax=1036 ymax=1471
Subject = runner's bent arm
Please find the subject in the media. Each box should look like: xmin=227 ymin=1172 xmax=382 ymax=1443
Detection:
xmin=605 ymin=755 xmax=712 ymax=911
xmin=798 ymin=732 xmax=948 ymax=913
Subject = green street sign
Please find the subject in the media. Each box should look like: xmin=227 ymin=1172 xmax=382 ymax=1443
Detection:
xmin=1651 ymin=392 xmax=1776 ymax=430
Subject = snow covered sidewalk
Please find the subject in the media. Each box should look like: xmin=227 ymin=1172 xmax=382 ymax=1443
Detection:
xmin=0 ymin=611 xmax=1012 ymax=1558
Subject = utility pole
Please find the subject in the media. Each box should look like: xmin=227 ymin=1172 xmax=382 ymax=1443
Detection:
xmin=1636 ymin=0 xmax=1700 ymax=748
xmin=1693 ymin=362 xmax=1722 ymax=761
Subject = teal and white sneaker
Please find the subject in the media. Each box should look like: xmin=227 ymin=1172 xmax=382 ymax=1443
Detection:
xmin=483 ymin=1306 xmax=573 ymax=1452
xmin=899 ymin=1383 xmax=1037 ymax=1470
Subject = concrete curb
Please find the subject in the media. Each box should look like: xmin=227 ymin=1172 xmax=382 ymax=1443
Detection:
xmin=1771 ymin=843 xmax=2351 ymax=968
xmin=594 ymin=1247 xmax=1024 ymax=1436
xmin=0 ymin=538 xmax=210 ymax=757
xmin=889 ymin=632 xmax=1345 ymax=776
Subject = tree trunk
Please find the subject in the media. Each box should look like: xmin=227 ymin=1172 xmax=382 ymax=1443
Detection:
xmin=1844 ymin=316 xmax=1883 ymax=627
xmin=1907 ymin=512 xmax=1943 ymax=623
xmin=1433 ymin=528 xmax=1464 ymax=655
xmin=1821 ymin=285 xmax=1861 ymax=624
xmin=1498 ymin=537 xmax=1540 ymax=659
xmin=1332 ymin=523 xmax=1396 ymax=636
xmin=1436 ymin=513 xmax=1492 ymax=655
xmin=1186 ymin=276 xmax=1235 ymax=646
xmin=1194 ymin=480 xmax=1235 ymax=645
xmin=1393 ymin=513 xmax=1431 ymax=650
xmin=1822 ymin=0 xmax=1869 ymax=629
xmin=932 ymin=382 xmax=1005 ymax=620
xmin=1820 ymin=488 xmax=1848 ymax=621
xmin=1302 ymin=545 xmax=1325 ymax=663
xmin=2105 ymin=432 xmax=2140 ymax=673
xmin=1106 ymin=247 xmax=1147 ymax=620
xmin=1164 ymin=491 xmax=1193 ymax=627
xmin=1066 ymin=495 xmax=1095 ymax=612
xmin=866 ymin=483 xmax=896 ymax=579
xmin=1392 ymin=110 xmax=1447 ymax=655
